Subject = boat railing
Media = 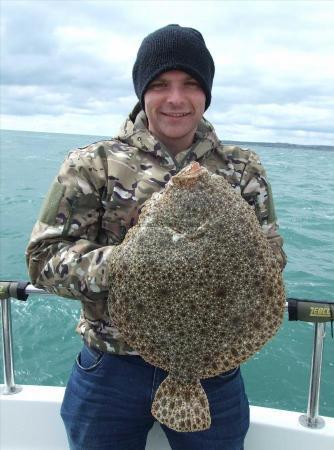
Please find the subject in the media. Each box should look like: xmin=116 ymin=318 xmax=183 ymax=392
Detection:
xmin=0 ymin=280 xmax=333 ymax=430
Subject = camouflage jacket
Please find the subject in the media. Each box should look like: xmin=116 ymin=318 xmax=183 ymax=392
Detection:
xmin=26 ymin=107 xmax=287 ymax=354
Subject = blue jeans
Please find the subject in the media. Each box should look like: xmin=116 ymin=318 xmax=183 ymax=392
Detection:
xmin=61 ymin=344 xmax=249 ymax=450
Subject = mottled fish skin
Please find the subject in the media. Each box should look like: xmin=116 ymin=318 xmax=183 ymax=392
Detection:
xmin=26 ymin=106 xmax=286 ymax=355
xmin=108 ymin=163 xmax=286 ymax=432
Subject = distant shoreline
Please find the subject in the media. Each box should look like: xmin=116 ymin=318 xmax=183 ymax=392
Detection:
xmin=1 ymin=128 xmax=333 ymax=151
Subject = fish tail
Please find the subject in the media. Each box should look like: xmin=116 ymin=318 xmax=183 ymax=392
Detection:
xmin=151 ymin=376 xmax=211 ymax=432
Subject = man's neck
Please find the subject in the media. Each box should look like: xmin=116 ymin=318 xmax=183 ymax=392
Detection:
xmin=150 ymin=133 xmax=195 ymax=157
xmin=165 ymin=138 xmax=194 ymax=156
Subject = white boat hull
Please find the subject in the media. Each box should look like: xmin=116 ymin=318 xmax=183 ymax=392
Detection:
xmin=1 ymin=385 xmax=333 ymax=450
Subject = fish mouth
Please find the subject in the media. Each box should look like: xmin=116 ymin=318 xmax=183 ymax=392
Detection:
xmin=171 ymin=162 xmax=208 ymax=188
xmin=181 ymin=162 xmax=205 ymax=176
xmin=187 ymin=162 xmax=201 ymax=173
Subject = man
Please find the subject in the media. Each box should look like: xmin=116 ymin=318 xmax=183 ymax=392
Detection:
xmin=26 ymin=24 xmax=286 ymax=450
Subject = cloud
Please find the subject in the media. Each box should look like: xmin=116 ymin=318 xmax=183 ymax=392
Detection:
xmin=1 ymin=0 xmax=334 ymax=145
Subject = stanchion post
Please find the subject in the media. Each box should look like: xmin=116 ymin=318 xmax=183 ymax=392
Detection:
xmin=0 ymin=298 xmax=22 ymax=395
xmin=299 ymin=322 xmax=326 ymax=429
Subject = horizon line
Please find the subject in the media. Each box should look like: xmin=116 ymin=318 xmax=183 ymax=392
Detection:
xmin=1 ymin=127 xmax=333 ymax=150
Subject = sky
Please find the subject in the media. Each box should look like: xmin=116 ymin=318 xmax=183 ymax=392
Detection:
xmin=1 ymin=0 xmax=334 ymax=145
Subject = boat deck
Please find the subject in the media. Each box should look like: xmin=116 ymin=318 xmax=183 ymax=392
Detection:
xmin=1 ymin=385 xmax=334 ymax=450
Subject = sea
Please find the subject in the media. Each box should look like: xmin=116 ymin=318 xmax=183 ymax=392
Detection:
xmin=0 ymin=129 xmax=333 ymax=417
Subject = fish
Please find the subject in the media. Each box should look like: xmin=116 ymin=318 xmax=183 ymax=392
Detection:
xmin=108 ymin=162 xmax=285 ymax=432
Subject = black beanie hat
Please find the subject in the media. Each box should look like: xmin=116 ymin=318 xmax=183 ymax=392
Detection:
xmin=132 ymin=24 xmax=215 ymax=111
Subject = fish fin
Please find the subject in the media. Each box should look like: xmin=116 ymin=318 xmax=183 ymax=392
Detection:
xmin=151 ymin=376 xmax=211 ymax=432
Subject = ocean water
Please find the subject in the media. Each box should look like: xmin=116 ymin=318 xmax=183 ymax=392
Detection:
xmin=0 ymin=129 xmax=333 ymax=416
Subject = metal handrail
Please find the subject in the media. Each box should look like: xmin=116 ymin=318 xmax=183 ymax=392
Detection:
xmin=1 ymin=281 xmax=333 ymax=430
xmin=0 ymin=283 xmax=52 ymax=394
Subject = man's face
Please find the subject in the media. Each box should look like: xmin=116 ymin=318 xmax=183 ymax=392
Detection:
xmin=144 ymin=70 xmax=206 ymax=154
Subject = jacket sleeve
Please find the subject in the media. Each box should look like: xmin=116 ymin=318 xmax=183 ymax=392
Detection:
xmin=26 ymin=148 xmax=115 ymax=303
xmin=240 ymin=151 xmax=287 ymax=271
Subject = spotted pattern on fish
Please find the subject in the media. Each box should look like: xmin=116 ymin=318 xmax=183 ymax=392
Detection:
xmin=108 ymin=163 xmax=285 ymax=432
